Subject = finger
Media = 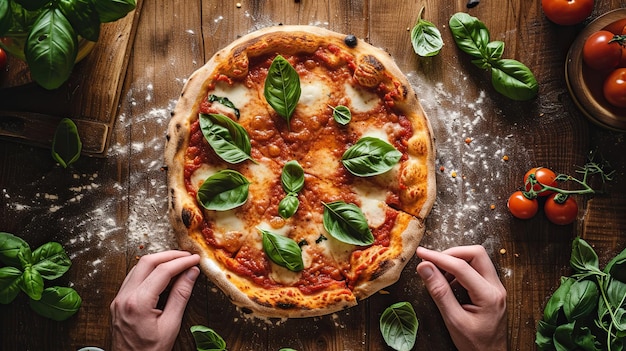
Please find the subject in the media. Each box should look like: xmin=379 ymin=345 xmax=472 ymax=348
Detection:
xmin=416 ymin=247 xmax=489 ymax=296
xmin=161 ymin=266 xmax=200 ymax=331
xmin=439 ymin=245 xmax=501 ymax=284
xmin=416 ymin=261 xmax=465 ymax=319
xmin=140 ymin=254 xmax=201 ymax=299
xmin=123 ymin=251 xmax=193 ymax=289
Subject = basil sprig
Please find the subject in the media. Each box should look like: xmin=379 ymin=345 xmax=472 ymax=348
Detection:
xmin=199 ymin=113 xmax=254 ymax=164
xmin=410 ymin=7 xmax=443 ymax=57
xmin=278 ymin=161 xmax=305 ymax=219
xmin=0 ymin=232 xmax=81 ymax=321
xmin=329 ymin=105 xmax=352 ymax=125
xmin=342 ymin=137 xmax=402 ymax=177
xmin=449 ymin=12 xmax=538 ymax=101
xmin=322 ymin=201 xmax=374 ymax=246
xmin=196 ymin=169 xmax=250 ymax=211
xmin=259 ymin=228 xmax=304 ymax=272
xmin=536 ymin=237 xmax=626 ymax=351
xmin=190 ymin=325 xmax=227 ymax=351
xmin=380 ymin=302 xmax=419 ymax=351
xmin=264 ymin=55 xmax=301 ymax=129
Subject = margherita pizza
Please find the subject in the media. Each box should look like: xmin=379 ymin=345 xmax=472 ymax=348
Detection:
xmin=165 ymin=25 xmax=436 ymax=318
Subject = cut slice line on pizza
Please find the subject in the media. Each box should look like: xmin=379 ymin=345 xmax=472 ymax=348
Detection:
xmin=165 ymin=25 xmax=436 ymax=318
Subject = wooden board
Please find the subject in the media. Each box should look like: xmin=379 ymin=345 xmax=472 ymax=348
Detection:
xmin=0 ymin=1 xmax=143 ymax=156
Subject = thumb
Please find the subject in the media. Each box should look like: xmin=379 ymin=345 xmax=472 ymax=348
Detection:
xmin=417 ymin=261 xmax=463 ymax=319
xmin=162 ymin=266 xmax=200 ymax=324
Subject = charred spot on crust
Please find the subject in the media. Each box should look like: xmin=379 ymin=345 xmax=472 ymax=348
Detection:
xmin=277 ymin=302 xmax=298 ymax=310
xmin=370 ymin=259 xmax=395 ymax=280
xmin=181 ymin=207 xmax=193 ymax=228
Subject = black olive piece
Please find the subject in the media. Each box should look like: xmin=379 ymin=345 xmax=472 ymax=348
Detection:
xmin=344 ymin=34 xmax=357 ymax=47
xmin=467 ymin=0 xmax=480 ymax=8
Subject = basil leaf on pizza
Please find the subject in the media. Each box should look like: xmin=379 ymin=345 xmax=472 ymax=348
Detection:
xmin=330 ymin=105 xmax=352 ymax=125
xmin=199 ymin=113 xmax=254 ymax=164
xmin=208 ymin=94 xmax=241 ymax=119
xmin=281 ymin=160 xmax=305 ymax=194
xmin=342 ymin=137 xmax=402 ymax=177
xmin=278 ymin=195 xmax=299 ymax=219
xmin=264 ymin=55 xmax=301 ymax=128
xmin=259 ymin=228 xmax=304 ymax=272
xmin=322 ymin=201 xmax=374 ymax=246
xmin=196 ymin=170 xmax=250 ymax=211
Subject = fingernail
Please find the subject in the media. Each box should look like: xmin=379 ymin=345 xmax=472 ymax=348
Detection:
xmin=417 ymin=264 xmax=433 ymax=279
xmin=186 ymin=267 xmax=200 ymax=281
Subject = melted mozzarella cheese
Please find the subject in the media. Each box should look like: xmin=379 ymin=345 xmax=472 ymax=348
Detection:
xmin=352 ymin=183 xmax=388 ymax=228
xmin=344 ymin=82 xmax=379 ymax=113
xmin=190 ymin=164 xmax=222 ymax=191
xmin=210 ymin=81 xmax=254 ymax=111
xmin=269 ymin=263 xmax=302 ymax=286
xmin=360 ymin=127 xmax=391 ymax=143
xmin=298 ymin=77 xmax=331 ymax=116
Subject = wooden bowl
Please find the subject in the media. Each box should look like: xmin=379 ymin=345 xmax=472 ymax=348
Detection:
xmin=566 ymin=8 xmax=626 ymax=132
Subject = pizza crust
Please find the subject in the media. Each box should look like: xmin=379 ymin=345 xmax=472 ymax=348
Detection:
xmin=165 ymin=25 xmax=436 ymax=318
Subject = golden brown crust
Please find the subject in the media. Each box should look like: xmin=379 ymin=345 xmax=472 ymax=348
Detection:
xmin=165 ymin=25 xmax=436 ymax=318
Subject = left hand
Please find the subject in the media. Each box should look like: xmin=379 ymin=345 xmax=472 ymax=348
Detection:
xmin=110 ymin=250 xmax=201 ymax=351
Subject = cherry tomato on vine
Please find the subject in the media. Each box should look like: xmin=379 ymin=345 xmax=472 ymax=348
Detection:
xmin=544 ymin=194 xmax=578 ymax=225
xmin=582 ymin=30 xmax=623 ymax=71
xmin=541 ymin=0 xmax=594 ymax=26
xmin=524 ymin=167 xmax=558 ymax=196
xmin=604 ymin=68 xmax=626 ymax=108
xmin=507 ymin=191 xmax=539 ymax=220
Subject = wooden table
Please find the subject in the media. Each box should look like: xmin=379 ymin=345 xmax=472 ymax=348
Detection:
xmin=1 ymin=1 xmax=625 ymax=350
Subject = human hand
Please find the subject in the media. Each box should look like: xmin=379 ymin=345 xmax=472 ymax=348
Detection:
xmin=416 ymin=246 xmax=507 ymax=351
xmin=110 ymin=250 xmax=201 ymax=351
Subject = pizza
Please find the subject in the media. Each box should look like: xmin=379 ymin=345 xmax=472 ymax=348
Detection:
xmin=165 ymin=25 xmax=436 ymax=318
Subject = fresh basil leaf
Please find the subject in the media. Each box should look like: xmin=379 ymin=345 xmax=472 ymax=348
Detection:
xmin=278 ymin=194 xmax=299 ymax=219
xmin=58 ymin=0 xmax=100 ymax=42
xmin=322 ymin=201 xmax=373 ymax=246
xmin=196 ymin=170 xmax=249 ymax=211
xmin=190 ymin=325 xmax=227 ymax=351
xmin=20 ymin=266 xmax=44 ymax=301
xmin=29 ymin=286 xmax=81 ymax=321
xmin=535 ymin=320 xmax=556 ymax=351
xmin=543 ymin=276 xmax=575 ymax=324
xmin=259 ymin=228 xmax=304 ymax=272
xmin=32 ymin=242 xmax=71 ymax=280
xmin=264 ymin=55 xmax=301 ymax=129
xmin=449 ymin=12 xmax=490 ymax=58
xmin=330 ymin=105 xmax=351 ymax=125
xmin=92 ymin=0 xmax=136 ymax=23
xmin=25 ymin=8 xmax=78 ymax=90
xmin=199 ymin=113 xmax=253 ymax=164
xmin=379 ymin=301 xmax=419 ymax=351
xmin=490 ymin=58 xmax=538 ymax=101
xmin=411 ymin=7 xmax=443 ymax=57
xmin=605 ymin=246 xmax=626 ymax=283
xmin=0 ymin=0 xmax=11 ymax=36
xmin=342 ymin=137 xmax=402 ymax=177
xmin=606 ymin=279 xmax=626 ymax=313
xmin=0 ymin=232 xmax=30 ymax=268
xmin=51 ymin=118 xmax=82 ymax=168
xmin=563 ymin=279 xmax=598 ymax=321
xmin=17 ymin=246 xmax=33 ymax=269
xmin=14 ymin=0 xmax=48 ymax=11
xmin=570 ymin=237 xmax=600 ymax=274
xmin=208 ymin=94 xmax=241 ymax=119
xmin=553 ymin=322 xmax=577 ymax=351
xmin=487 ymin=40 xmax=505 ymax=61
xmin=281 ymin=160 xmax=304 ymax=194
xmin=0 ymin=266 xmax=23 ymax=304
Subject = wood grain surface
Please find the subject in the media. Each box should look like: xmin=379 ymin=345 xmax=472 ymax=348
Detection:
xmin=1 ymin=1 xmax=626 ymax=350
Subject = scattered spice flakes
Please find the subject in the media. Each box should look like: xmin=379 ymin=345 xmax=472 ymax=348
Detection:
xmin=499 ymin=248 xmax=507 ymax=255
xmin=236 ymin=2 xmax=242 ymax=8
xmin=502 ymin=155 xmax=509 ymax=161
xmin=439 ymin=165 xmax=445 ymax=172
xmin=378 ymin=289 xmax=390 ymax=295
xmin=451 ymin=171 xmax=458 ymax=178
xmin=464 ymin=137 xmax=473 ymax=144
xmin=490 ymin=204 xmax=496 ymax=210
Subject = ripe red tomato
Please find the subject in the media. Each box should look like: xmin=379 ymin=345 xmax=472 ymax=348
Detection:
xmin=0 ymin=48 xmax=6 ymax=72
xmin=524 ymin=167 xmax=558 ymax=196
xmin=544 ymin=194 xmax=578 ymax=225
xmin=603 ymin=68 xmax=626 ymax=108
xmin=507 ymin=191 xmax=539 ymax=220
xmin=541 ymin=0 xmax=594 ymax=26
xmin=582 ymin=31 xmax=622 ymax=71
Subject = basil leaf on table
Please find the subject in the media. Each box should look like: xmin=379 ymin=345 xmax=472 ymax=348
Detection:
xmin=379 ymin=301 xmax=419 ymax=351
xmin=490 ymin=59 xmax=539 ymax=101
xmin=0 ymin=266 xmax=23 ymax=304
xmin=278 ymin=195 xmax=299 ymax=219
xmin=199 ymin=113 xmax=253 ymax=164
xmin=196 ymin=170 xmax=250 ymax=211
xmin=570 ymin=237 xmax=600 ymax=274
xmin=342 ymin=137 xmax=402 ymax=177
xmin=264 ymin=55 xmax=301 ymax=129
xmin=281 ymin=160 xmax=305 ymax=194
xmin=322 ymin=201 xmax=373 ymax=246
xmin=58 ymin=0 xmax=100 ymax=42
xmin=330 ymin=105 xmax=352 ymax=125
xmin=449 ymin=12 xmax=490 ymax=57
xmin=208 ymin=94 xmax=241 ymax=119
xmin=31 ymin=242 xmax=72 ymax=280
xmin=0 ymin=0 xmax=11 ymax=35
xmin=52 ymin=118 xmax=82 ymax=168
xmin=0 ymin=232 xmax=30 ymax=268
xmin=410 ymin=7 xmax=443 ymax=57
xmin=20 ymin=266 xmax=44 ymax=301
xmin=92 ymin=0 xmax=137 ymax=23
xmin=542 ymin=276 xmax=575 ymax=325
xmin=562 ymin=279 xmax=598 ymax=321
xmin=29 ymin=286 xmax=82 ymax=321
xmin=14 ymin=0 xmax=49 ymax=11
xmin=259 ymin=228 xmax=304 ymax=272
xmin=604 ymin=245 xmax=626 ymax=283
xmin=25 ymin=8 xmax=78 ymax=90
xmin=190 ymin=325 xmax=227 ymax=351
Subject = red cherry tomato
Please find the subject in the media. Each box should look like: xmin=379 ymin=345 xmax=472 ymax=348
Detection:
xmin=507 ymin=191 xmax=539 ymax=220
xmin=541 ymin=0 xmax=594 ymax=26
xmin=604 ymin=18 xmax=626 ymax=35
xmin=0 ymin=48 xmax=6 ymax=72
xmin=524 ymin=167 xmax=558 ymax=196
xmin=582 ymin=31 xmax=622 ymax=71
xmin=603 ymin=68 xmax=626 ymax=108
xmin=544 ymin=194 xmax=578 ymax=225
